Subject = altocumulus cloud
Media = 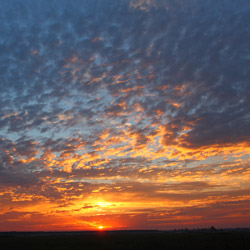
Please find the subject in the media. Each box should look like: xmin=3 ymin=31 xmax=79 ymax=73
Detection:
xmin=0 ymin=0 xmax=250 ymax=231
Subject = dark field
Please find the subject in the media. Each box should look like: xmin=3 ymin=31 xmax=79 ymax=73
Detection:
xmin=1 ymin=230 xmax=250 ymax=250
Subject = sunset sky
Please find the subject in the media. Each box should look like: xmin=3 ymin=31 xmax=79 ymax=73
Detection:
xmin=1 ymin=0 xmax=250 ymax=231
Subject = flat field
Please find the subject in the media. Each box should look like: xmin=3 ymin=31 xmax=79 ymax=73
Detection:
xmin=1 ymin=230 xmax=250 ymax=250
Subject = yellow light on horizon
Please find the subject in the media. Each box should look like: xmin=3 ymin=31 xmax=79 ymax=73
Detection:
xmin=98 ymin=226 xmax=104 ymax=230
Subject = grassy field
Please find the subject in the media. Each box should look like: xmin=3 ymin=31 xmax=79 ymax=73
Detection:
xmin=1 ymin=230 xmax=250 ymax=250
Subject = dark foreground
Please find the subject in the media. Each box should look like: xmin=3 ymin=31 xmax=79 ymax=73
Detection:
xmin=1 ymin=230 xmax=250 ymax=250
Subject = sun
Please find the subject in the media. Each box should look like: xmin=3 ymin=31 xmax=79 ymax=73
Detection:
xmin=98 ymin=226 xmax=104 ymax=230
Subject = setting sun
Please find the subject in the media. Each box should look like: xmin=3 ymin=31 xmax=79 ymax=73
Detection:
xmin=98 ymin=226 xmax=104 ymax=230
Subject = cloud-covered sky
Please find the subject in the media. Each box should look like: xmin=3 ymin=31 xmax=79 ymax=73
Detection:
xmin=1 ymin=0 xmax=250 ymax=231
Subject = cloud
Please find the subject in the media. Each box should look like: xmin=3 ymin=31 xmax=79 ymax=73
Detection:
xmin=1 ymin=0 xmax=250 ymax=230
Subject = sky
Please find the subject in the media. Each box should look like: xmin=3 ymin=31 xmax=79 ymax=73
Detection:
xmin=1 ymin=0 xmax=250 ymax=231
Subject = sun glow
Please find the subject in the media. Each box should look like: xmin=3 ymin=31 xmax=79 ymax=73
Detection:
xmin=98 ymin=226 xmax=104 ymax=230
